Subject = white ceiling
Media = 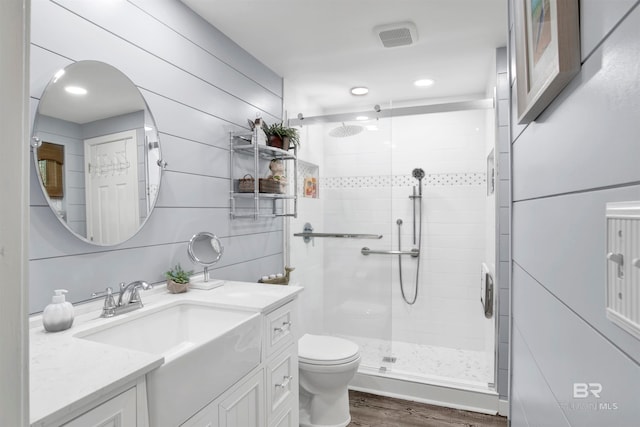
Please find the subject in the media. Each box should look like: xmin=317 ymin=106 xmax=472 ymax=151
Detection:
xmin=181 ymin=0 xmax=508 ymax=113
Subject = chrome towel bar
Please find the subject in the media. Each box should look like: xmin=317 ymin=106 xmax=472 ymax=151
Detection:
xmin=361 ymin=247 xmax=420 ymax=257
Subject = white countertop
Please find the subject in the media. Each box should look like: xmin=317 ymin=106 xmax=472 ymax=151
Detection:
xmin=30 ymin=281 xmax=303 ymax=426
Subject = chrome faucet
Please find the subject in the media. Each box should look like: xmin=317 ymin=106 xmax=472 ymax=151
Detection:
xmin=118 ymin=280 xmax=152 ymax=307
xmin=94 ymin=280 xmax=153 ymax=318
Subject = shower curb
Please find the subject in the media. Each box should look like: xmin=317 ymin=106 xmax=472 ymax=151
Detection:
xmin=350 ymin=372 xmax=500 ymax=415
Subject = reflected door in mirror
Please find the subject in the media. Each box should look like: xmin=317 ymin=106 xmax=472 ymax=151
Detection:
xmin=85 ymin=130 xmax=139 ymax=245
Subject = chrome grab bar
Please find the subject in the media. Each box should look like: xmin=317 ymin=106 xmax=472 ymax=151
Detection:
xmin=361 ymin=247 xmax=420 ymax=257
xmin=294 ymin=232 xmax=383 ymax=239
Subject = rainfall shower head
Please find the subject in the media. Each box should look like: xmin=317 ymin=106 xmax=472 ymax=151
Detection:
xmin=412 ymin=168 xmax=425 ymax=180
xmin=328 ymin=123 xmax=364 ymax=138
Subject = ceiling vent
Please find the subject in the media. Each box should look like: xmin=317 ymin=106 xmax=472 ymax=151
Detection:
xmin=374 ymin=21 xmax=418 ymax=48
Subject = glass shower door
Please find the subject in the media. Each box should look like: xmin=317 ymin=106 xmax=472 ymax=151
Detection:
xmin=290 ymin=113 xmax=394 ymax=374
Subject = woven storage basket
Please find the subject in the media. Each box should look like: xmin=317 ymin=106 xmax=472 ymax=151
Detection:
xmin=259 ymin=178 xmax=286 ymax=194
xmin=237 ymin=174 xmax=255 ymax=193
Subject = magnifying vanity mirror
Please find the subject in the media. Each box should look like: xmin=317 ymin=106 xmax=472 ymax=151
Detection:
xmin=187 ymin=232 xmax=224 ymax=289
xmin=32 ymin=60 xmax=164 ymax=246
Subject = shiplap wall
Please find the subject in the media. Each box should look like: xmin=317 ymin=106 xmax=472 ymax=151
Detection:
xmin=509 ymin=0 xmax=640 ymax=425
xmin=29 ymin=0 xmax=284 ymax=313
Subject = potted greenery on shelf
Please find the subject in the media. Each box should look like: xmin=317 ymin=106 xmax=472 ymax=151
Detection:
xmin=165 ymin=263 xmax=192 ymax=294
xmin=262 ymin=121 xmax=300 ymax=151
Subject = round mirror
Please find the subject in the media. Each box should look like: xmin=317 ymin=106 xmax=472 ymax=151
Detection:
xmin=32 ymin=60 xmax=163 ymax=246
xmin=188 ymin=232 xmax=224 ymax=282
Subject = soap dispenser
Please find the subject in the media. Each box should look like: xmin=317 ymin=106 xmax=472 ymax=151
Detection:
xmin=43 ymin=289 xmax=74 ymax=332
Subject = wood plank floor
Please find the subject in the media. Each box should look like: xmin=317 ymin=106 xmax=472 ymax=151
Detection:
xmin=348 ymin=391 xmax=507 ymax=427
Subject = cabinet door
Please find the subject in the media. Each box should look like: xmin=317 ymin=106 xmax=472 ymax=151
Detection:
xmin=266 ymin=346 xmax=298 ymax=425
xmin=181 ymin=402 xmax=218 ymax=427
xmin=63 ymin=387 xmax=136 ymax=427
xmin=219 ymin=370 xmax=265 ymax=427
xmin=270 ymin=407 xmax=294 ymax=427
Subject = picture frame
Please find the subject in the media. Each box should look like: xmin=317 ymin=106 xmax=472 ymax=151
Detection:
xmin=514 ymin=0 xmax=580 ymax=124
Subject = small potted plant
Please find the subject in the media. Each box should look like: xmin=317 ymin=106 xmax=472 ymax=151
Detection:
xmin=165 ymin=263 xmax=191 ymax=294
xmin=262 ymin=121 xmax=300 ymax=151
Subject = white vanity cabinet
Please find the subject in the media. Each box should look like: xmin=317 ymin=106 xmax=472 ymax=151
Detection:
xmin=30 ymin=284 xmax=303 ymax=427
xmin=53 ymin=377 xmax=149 ymax=427
xmin=62 ymin=387 xmax=137 ymax=427
xmin=182 ymin=299 xmax=299 ymax=427
xmin=264 ymin=301 xmax=299 ymax=427
xmin=184 ymin=368 xmax=265 ymax=427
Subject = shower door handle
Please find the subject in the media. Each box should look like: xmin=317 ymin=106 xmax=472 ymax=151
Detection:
xmin=361 ymin=247 xmax=419 ymax=257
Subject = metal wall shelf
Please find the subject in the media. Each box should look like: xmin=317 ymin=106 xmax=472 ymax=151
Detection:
xmin=229 ymin=129 xmax=298 ymax=220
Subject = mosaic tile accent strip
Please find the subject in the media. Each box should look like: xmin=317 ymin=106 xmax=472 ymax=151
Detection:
xmin=321 ymin=172 xmax=485 ymax=189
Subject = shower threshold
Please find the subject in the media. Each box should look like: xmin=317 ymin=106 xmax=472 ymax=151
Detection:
xmin=351 ymin=369 xmax=500 ymax=415
xmin=342 ymin=335 xmax=499 ymax=414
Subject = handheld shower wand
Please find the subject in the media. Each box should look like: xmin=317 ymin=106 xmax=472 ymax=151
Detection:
xmin=396 ymin=168 xmax=426 ymax=305
xmin=410 ymin=168 xmax=425 ymax=244
xmin=412 ymin=167 xmax=425 ymax=196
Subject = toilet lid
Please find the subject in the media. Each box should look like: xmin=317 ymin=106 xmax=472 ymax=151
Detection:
xmin=298 ymin=334 xmax=360 ymax=365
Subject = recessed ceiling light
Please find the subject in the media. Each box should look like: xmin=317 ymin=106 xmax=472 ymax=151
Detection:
xmin=356 ymin=116 xmax=369 ymax=121
xmin=351 ymin=87 xmax=369 ymax=96
xmin=65 ymin=86 xmax=87 ymax=95
xmin=414 ymin=79 xmax=435 ymax=88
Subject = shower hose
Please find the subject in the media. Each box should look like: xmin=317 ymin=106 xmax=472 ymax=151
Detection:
xmin=398 ymin=198 xmax=422 ymax=305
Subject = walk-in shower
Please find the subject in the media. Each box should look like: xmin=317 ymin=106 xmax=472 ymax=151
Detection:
xmin=289 ymin=99 xmax=498 ymax=411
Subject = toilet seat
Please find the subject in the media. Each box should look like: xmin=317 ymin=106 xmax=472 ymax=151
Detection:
xmin=299 ymin=334 xmax=360 ymax=366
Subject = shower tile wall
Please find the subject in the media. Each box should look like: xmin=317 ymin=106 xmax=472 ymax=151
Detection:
xmin=321 ymin=109 xmax=492 ymax=352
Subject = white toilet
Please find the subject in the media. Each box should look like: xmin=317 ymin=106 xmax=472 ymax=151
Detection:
xmin=298 ymin=334 xmax=360 ymax=427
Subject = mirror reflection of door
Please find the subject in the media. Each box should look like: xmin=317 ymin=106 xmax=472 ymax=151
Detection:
xmin=84 ymin=130 xmax=139 ymax=244
xmin=37 ymin=142 xmax=64 ymax=199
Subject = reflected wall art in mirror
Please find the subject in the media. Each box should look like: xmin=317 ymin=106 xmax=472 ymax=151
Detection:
xmin=32 ymin=60 xmax=164 ymax=246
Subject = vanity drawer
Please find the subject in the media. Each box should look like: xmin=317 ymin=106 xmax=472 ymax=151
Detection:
xmin=265 ymin=302 xmax=296 ymax=357
xmin=266 ymin=346 xmax=298 ymax=426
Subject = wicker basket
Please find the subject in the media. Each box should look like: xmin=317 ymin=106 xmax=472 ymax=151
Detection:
xmin=237 ymin=174 xmax=255 ymax=193
xmin=259 ymin=178 xmax=286 ymax=194
xmin=237 ymin=175 xmax=286 ymax=194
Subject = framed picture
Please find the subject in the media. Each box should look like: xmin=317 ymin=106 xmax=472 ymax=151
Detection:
xmin=514 ymin=0 xmax=580 ymax=124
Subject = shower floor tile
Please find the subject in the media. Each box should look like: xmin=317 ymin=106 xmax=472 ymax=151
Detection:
xmin=345 ymin=336 xmax=493 ymax=387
